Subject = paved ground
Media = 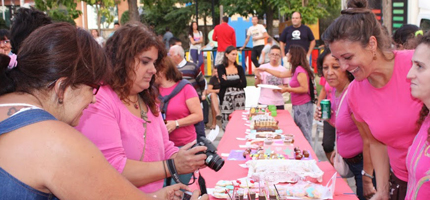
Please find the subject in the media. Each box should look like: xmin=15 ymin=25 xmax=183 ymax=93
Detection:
xmin=204 ymin=86 xmax=357 ymax=194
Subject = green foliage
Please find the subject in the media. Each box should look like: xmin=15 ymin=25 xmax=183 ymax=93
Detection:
xmin=0 ymin=18 xmax=8 ymax=29
xmin=48 ymin=9 xmax=77 ymax=25
xmin=279 ymin=0 xmax=338 ymax=25
xmin=84 ymin=0 xmax=117 ymax=29
xmin=141 ymin=0 xmax=193 ymax=35
xmin=121 ymin=10 xmax=130 ymax=25
xmin=35 ymin=0 xmax=81 ymax=22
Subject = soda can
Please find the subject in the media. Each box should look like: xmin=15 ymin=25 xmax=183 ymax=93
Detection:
xmin=321 ymin=99 xmax=331 ymax=119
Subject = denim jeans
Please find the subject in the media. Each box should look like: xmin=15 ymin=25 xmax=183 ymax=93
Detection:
xmin=345 ymin=158 xmax=376 ymax=200
xmin=190 ymin=49 xmax=204 ymax=68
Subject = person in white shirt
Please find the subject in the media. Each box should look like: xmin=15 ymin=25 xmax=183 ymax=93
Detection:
xmin=240 ymin=16 xmax=269 ymax=68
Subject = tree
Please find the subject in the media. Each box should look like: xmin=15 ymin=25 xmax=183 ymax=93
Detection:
xmin=279 ymin=0 xmax=338 ymax=25
xmin=35 ymin=0 xmax=81 ymax=24
xmin=220 ymin=0 xmax=338 ymax=36
xmin=128 ymin=0 xmax=139 ymax=21
xmin=141 ymin=0 xmax=193 ymax=34
xmin=84 ymin=0 xmax=117 ymax=33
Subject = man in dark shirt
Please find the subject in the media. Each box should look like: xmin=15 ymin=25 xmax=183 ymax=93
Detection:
xmin=279 ymin=12 xmax=316 ymax=59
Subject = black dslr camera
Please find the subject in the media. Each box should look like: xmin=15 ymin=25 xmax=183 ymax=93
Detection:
xmin=193 ymin=137 xmax=225 ymax=172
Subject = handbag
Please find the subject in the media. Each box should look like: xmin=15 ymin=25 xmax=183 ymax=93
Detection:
xmin=333 ymin=89 xmax=354 ymax=178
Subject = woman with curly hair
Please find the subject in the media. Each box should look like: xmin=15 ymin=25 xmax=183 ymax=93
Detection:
xmin=76 ymin=22 xmax=207 ymax=195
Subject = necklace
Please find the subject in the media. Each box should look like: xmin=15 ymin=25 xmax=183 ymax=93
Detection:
xmin=127 ymin=95 xmax=139 ymax=109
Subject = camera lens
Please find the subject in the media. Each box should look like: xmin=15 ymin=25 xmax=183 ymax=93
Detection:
xmin=206 ymin=153 xmax=225 ymax=172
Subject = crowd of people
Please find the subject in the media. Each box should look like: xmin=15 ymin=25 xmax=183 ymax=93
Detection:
xmin=1 ymin=0 xmax=430 ymax=199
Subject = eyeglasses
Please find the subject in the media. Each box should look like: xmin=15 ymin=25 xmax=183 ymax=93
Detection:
xmin=85 ymin=83 xmax=101 ymax=95
xmin=0 ymin=40 xmax=10 ymax=45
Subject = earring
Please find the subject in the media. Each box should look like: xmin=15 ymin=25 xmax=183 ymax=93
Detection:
xmin=373 ymin=51 xmax=377 ymax=60
xmin=58 ymin=98 xmax=63 ymax=104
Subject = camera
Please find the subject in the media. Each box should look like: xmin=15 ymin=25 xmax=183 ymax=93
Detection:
xmin=193 ymin=137 xmax=225 ymax=172
xmin=182 ymin=191 xmax=192 ymax=200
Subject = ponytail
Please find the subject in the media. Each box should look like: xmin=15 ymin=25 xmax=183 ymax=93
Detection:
xmin=0 ymin=54 xmax=16 ymax=95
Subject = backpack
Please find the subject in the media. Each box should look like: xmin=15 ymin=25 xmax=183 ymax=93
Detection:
xmin=158 ymin=79 xmax=191 ymax=118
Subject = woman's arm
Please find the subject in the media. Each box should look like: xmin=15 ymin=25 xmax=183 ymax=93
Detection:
xmin=207 ymin=84 xmax=219 ymax=94
xmin=237 ymin=66 xmax=247 ymax=88
xmin=40 ymin=122 xmax=206 ymax=200
xmin=166 ymin=96 xmax=203 ymax=131
xmin=281 ymin=73 xmax=308 ymax=94
xmin=352 ymin=115 xmax=376 ymax=198
xmin=40 ymin=122 xmax=159 ymax=199
xmin=217 ymin=65 xmax=241 ymax=87
xmin=356 ymin=120 xmax=390 ymax=200
xmin=189 ymin=35 xmax=196 ymax=45
xmin=259 ymin=68 xmax=292 ymax=78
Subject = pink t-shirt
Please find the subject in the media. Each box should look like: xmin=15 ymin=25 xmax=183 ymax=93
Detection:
xmin=159 ymin=82 xmax=198 ymax=147
xmin=331 ymin=87 xmax=363 ymax=158
xmin=348 ymin=50 xmax=422 ymax=181
xmin=319 ymin=77 xmax=333 ymax=100
xmin=257 ymin=63 xmax=289 ymax=106
xmin=289 ymin=66 xmax=311 ymax=105
xmin=75 ymin=85 xmax=178 ymax=193
xmin=406 ymin=115 xmax=430 ymax=200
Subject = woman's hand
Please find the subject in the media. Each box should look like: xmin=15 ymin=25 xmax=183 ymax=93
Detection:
xmin=151 ymin=183 xmax=188 ymax=200
xmin=174 ymin=141 xmax=207 ymax=174
xmin=362 ymin=178 xmax=376 ymax=199
xmin=222 ymin=74 xmax=227 ymax=80
xmin=314 ymin=106 xmax=322 ymax=121
xmin=330 ymin=151 xmax=335 ymax=164
xmin=274 ymin=85 xmax=288 ymax=93
xmin=166 ymin=120 xmax=177 ymax=133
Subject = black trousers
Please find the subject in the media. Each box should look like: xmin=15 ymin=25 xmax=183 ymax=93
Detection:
xmin=251 ymin=45 xmax=265 ymax=68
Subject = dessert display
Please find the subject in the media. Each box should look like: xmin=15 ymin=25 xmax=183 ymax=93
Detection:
xmin=246 ymin=160 xmax=324 ymax=184
xmin=248 ymin=106 xmax=270 ymax=118
xmin=250 ymin=115 xmax=279 ymax=132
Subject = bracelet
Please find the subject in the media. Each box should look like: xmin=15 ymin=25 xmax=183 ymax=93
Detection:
xmin=361 ymin=170 xmax=374 ymax=179
xmin=162 ymin=160 xmax=167 ymax=179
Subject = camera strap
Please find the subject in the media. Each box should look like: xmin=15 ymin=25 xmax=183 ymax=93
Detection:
xmin=198 ymin=171 xmax=207 ymax=195
xmin=166 ymin=159 xmax=182 ymax=184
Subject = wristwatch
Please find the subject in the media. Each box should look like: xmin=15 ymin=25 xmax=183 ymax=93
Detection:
xmin=361 ymin=170 xmax=374 ymax=179
xmin=175 ymin=120 xmax=180 ymax=129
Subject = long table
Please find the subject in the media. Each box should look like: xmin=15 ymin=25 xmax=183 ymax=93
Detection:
xmin=193 ymin=110 xmax=358 ymax=200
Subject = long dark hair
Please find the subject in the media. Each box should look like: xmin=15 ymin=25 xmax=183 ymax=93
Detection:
xmin=104 ymin=21 xmax=166 ymax=116
xmin=289 ymin=45 xmax=314 ymax=80
xmin=0 ymin=23 xmax=110 ymax=96
xmin=188 ymin=21 xmax=198 ymax=38
xmin=221 ymin=46 xmax=238 ymax=67
xmin=316 ymin=48 xmax=354 ymax=82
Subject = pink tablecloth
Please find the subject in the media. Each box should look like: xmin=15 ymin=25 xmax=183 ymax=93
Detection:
xmin=192 ymin=110 xmax=357 ymax=200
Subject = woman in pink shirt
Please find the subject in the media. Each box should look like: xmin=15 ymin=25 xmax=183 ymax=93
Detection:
xmin=315 ymin=48 xmax=376 ymax=200
xmin=258 ymin=45 xmax=315 ymax=146
xmin=76 ymin=22 xmax=207 ymax=195
xmin=156 ymin=57 xmax=203 ymax=185
xmin=317 ymin=68 xmax=336 ymax=163
xmin=322 ymin=0 xmax=422 ymax=199
xmin=405 ymin=31 xmax=430 ymax=200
